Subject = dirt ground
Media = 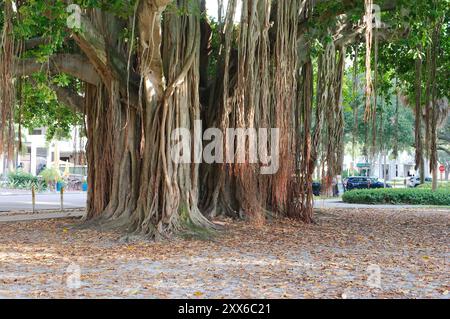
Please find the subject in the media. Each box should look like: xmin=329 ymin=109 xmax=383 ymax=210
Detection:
xmin=0 ymin=208 xmax=448 ymax=299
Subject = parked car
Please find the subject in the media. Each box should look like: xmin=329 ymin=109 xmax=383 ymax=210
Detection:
xmin=408 ymin=176 xmax=432 ymax=188
xmin=312 ymin=182 xmax=321 ymax=196
xmin=311 ymin=181 xmax=341 ymax=196
xmin=343 ymin=176 xmax=391 ymax=191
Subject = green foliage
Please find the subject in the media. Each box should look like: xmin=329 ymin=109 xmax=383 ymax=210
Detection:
xmin=342 ymin=188 xmax=450 ymax=206
xmin=417 ymin=182 xmax=450 ymax=189
xmin=375 ymin=0 xmax=450 ymax=104
xmin=12 ymin=1 xmax=83 ymax=142
xmin=39 ymin=167 xmax=61 ymax=184
xmin=15 ymin=0 xmax=68 ymax=55
xmin=207 ymin=18 xmax=221 ymax=80
xmin=8 ymin=170 xmax=37 ymax=185
xmin=342 ymin=169 xmax=360 ymax=179
xmin=74 ymin=0 xmax=138 ymax=19
xmin=7 ymin=170 xmax=47 ymax=191
xmin=17 ymin=74 xmax=83 ymax=141
xmin=343 ymin=77 xmax=415 ymax=153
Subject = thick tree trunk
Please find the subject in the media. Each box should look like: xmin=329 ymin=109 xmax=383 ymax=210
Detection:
xmin=82 ymin=0 xmax=214 ymax=238
xmin=0 ymin=0 xmax=15 ymax=172
xmin=429 ymin=24 xmax=441 ymax=192
xmin=414 ymin=55 xmax=425 ymax=184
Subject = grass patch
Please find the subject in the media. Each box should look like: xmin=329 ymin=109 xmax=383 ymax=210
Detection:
xmin=417 ymin=182 xmax=450 ymax=189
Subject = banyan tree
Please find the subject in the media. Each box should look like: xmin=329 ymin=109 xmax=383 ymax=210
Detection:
xmin=1 ymin=0 xmax=448 ymax=238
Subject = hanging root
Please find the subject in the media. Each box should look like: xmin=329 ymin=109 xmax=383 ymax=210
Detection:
xmin=0 ymin=0 xmax=16 ymax=166
xmin=364 ymin=0 xmax=374 ymax=123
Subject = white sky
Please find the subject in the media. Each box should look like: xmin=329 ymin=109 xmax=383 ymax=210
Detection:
xmin=205 ymin=0 xmax=242 ymax=22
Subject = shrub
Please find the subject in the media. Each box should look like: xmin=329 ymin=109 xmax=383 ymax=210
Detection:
xmin=8 ymin=170 xmax=38 ymax=186
xmin=7 ymin=170 xmax=47 ymax=191
xmin=39 ymin=167 xmax=63 ymax=191
xmin=39 ymin=167 xmax=61 ymax=184
xmin=342 ymin=188 xmax=450 ymax=206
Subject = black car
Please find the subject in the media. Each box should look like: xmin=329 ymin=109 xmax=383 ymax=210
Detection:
xmin=312 ymin=182 xmax=321 ymax=196
xmin=311 ymin=181 xmax=340 ymax=196
xmin=343 ymin=177 xmax=391 ymax=191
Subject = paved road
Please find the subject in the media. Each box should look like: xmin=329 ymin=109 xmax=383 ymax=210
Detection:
xmin=0 ymin=192 xmax=448 ymax=215
xmin=0 ymin=192 xmax=87 ymax=212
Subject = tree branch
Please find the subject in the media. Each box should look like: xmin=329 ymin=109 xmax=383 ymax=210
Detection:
xmin=438 ymin=146 xmax=450 ymax=156
xmin=72 ymin=13 xmax=140 ymax=106
xmin=15 ymin=54 xmax=100 ymax=85
xmin=438 ymin=133 xmax=450 ymax=143
xmin=24 ymin=37 xmax=51 ymax=50
xmin=52 ymin=85 xmax=84 ymax=113
xmin=24 ymin=36 xmax=69 ymax=50
xmin=334 ymin=12 xmax=409 ymax=47
xmin=28 ymin=77 xmax=84 ymax=114
xmin=72 ymin=15 xmax=110 ymax=82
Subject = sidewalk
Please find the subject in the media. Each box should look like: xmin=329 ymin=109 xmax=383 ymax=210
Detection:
xmin=0 ymin=192 xmax=87 ymax=212
xmin=0 ymin=188 xmax=86 ymax=196
xmin=314 ymin=198 xmax=450 ymax=210
xmin=0 ymin=209 xmax=85 ymax=223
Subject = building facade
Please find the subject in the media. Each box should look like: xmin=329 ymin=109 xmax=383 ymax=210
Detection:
xmin=343 ymin=151 xmax=431 ymax=181
xmin=0 ymin=127 xmax=86 ymax=176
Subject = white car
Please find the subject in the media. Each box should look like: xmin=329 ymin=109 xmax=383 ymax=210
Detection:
xmin=408 ymin=176 xmax=432 ymax=188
